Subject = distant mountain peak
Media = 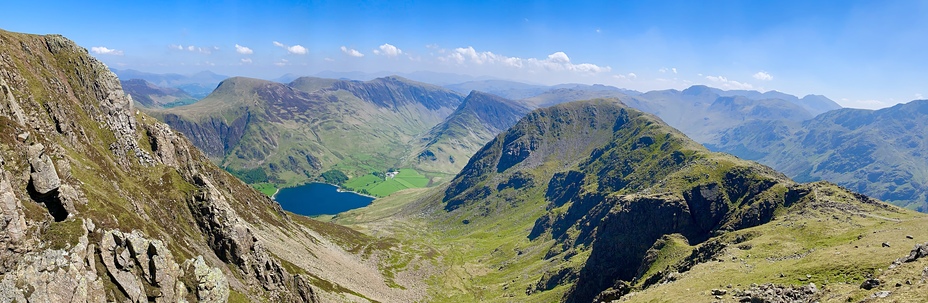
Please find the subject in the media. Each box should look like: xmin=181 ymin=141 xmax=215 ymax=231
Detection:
xmin=681 ymin=85 xmax=716 ymax=96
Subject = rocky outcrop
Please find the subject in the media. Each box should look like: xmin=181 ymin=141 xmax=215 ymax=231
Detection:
xmin=0 ymin=167 xmax=27 ymax=272
xmin=732 ymin=283 xmax=819 ymax=303
xmin=0 ymin=219 xmax=104 ymax=302
xmin=183 ymin=256 xmax=228 ymax=303
xmin=98 ymin=229 xmax=208 ymax=303
xmin=188 ymin=174 xmax=317 ymax=302
xmin=890 ymin=242 xmax=928 ymax=269
xmin=43 ymin=34 xmax=153 ymax=168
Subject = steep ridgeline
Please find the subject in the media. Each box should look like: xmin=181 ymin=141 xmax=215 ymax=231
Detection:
xmin=416 ymin=98 xmax=928 ymax=302
xmin=0 ymin=29 xmax=433 ymax=303
xmin=708 ymin=100 xmax=928 ymax=211
xmin=147 ymin=75 xmax=463 ymax=186
xmin=120 ymin=78 xmax=197 ymax=108
xmin=410 ymin=90 xmax=531 ymax=175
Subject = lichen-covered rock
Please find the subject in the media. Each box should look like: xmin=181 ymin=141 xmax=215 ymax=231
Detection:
xmin=184 ymin=256 xmax=229 ymax=303
xmin=0 ymin=218 xmax=105 ymax=303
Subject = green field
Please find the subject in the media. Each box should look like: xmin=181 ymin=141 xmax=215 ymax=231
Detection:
xmin=342 ymin=168 xmax=429 ymax=197
xmin=251 ymin=183 xmax=278 ymax=197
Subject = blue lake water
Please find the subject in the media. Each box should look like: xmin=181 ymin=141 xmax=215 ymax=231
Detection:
xmin=274 ymin=183 xmax=374 ymax=216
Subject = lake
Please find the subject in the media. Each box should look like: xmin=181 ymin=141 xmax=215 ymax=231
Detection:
xmin=274 ymin=183 xmax=374 ymax=216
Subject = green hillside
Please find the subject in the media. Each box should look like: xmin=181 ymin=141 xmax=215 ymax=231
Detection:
xmin=146 ymin=75 xmax=464 ymax=194
xmin=409 ymin=90 xmax=531 ymax=176
xmin=331 ymin=98 xmax=928 ymax=302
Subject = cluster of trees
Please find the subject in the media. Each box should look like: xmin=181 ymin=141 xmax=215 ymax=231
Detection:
xmin=224 ymin=167 xmax=268 ymax=183
xmin=320 ymin=169 xmax=349 ymax=185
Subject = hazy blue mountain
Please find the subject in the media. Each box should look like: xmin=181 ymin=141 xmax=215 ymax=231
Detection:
xmin=111 ymin=68 xmax=228 ymax=98
xmin=708 ymin=99 xmax=928 ymax=210
xmin=120 ymin=78 xmax=197 ymax=108
xmin=714 ymin=88 xmax=841 ymax=116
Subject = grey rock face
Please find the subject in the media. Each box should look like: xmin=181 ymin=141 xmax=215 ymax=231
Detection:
xmin=0 ymin=168 xmax=27 ymax=272
xmin=0 ymin=218 xmax=106 ymax=303
xmin=27 ymin=143 xmax=60 ymax=195
xmin=184 ymin=256 xmax=229 ymax=303
xmin=99 ymin=229 xmax=205 ymax=303
xmin=189 ymin=174 xmax=317 ymax=302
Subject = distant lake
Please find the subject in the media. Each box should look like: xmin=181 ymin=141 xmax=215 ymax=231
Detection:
xmin=274 ymin=183 xmax=374 ymax=216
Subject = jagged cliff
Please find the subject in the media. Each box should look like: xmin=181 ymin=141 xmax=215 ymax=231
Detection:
xmin=0 ymin=29 xmax=428 ymax=302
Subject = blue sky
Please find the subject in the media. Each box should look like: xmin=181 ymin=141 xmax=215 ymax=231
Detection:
xmin=2 ymin=0 xmax=927 ymax=109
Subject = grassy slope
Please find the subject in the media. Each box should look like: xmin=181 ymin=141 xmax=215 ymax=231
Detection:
xmin=150 ymin=76 xmax=462 ymax=194
xmin=329 ymin=99 xmax=928 ymax=302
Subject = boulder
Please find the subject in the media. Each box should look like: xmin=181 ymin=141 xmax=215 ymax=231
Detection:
xmin=27 ymin=144 xmax=60 ymax=195
xmin=861 ymin=278 xmax=880 ymax=290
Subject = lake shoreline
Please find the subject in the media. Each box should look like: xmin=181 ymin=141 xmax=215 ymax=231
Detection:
xmin=273 ymin=182 xmax=375 ymax=216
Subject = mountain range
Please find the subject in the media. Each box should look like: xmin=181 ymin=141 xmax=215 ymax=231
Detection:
xmin=145 ymin=75 xmax=465 ymax=193
xmin=120 ymin=78 xmax=197 ymax=108
xmin=708 ymin=100 xmax=928 ymax=211
xmin=111 ymin=68 xmax=228 ymax=98
xmin=4 ymin=29 xmax=928 ymax=303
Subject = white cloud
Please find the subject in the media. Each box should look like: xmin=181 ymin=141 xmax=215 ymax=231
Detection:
xmin=672 ymin=68 xmax=677 ymax=74
xmin=91 ymin=46 xmax=123 ymax=56
xmin=915 ymin=93 xmax=924 ymax=99
xmin=659 ymin=67 xmax=677 ymax=74
xmin=596 ymin=28 xmax=601 ymax=33
xmin=705 ymin=75 xmax=754 ymax=90
xmin=753 ymin=71 xmax=773 ymax=81
xmin=613 ymin=72 xmax=638 ymax=80
xmin=287 ymin=45 xmax=307 ymax=55
xmin=168 ymin=44 xmax=215 ymax=54
xmin=240 ymin=58 xmax=252 ymax=64
xmin=438 ymin=46 xmax=610 ymax=74
xmin=235 ymin=44 xmax=253 ymax=55
xmin=373 ymin=43 xmax=402 ymax=57
xmin=324 ymin=57 xmax=335 ymax=62
xmin=274 ymin=59 xmax=289 ymax=66
xmin=273 ymin=41 xmax=307 ymax=55
xmin=340 ymin=46 xmax=364 ymax=57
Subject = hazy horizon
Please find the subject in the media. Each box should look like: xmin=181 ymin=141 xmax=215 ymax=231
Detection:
xmin=3 ymin=1 xmax=927 ymax=109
